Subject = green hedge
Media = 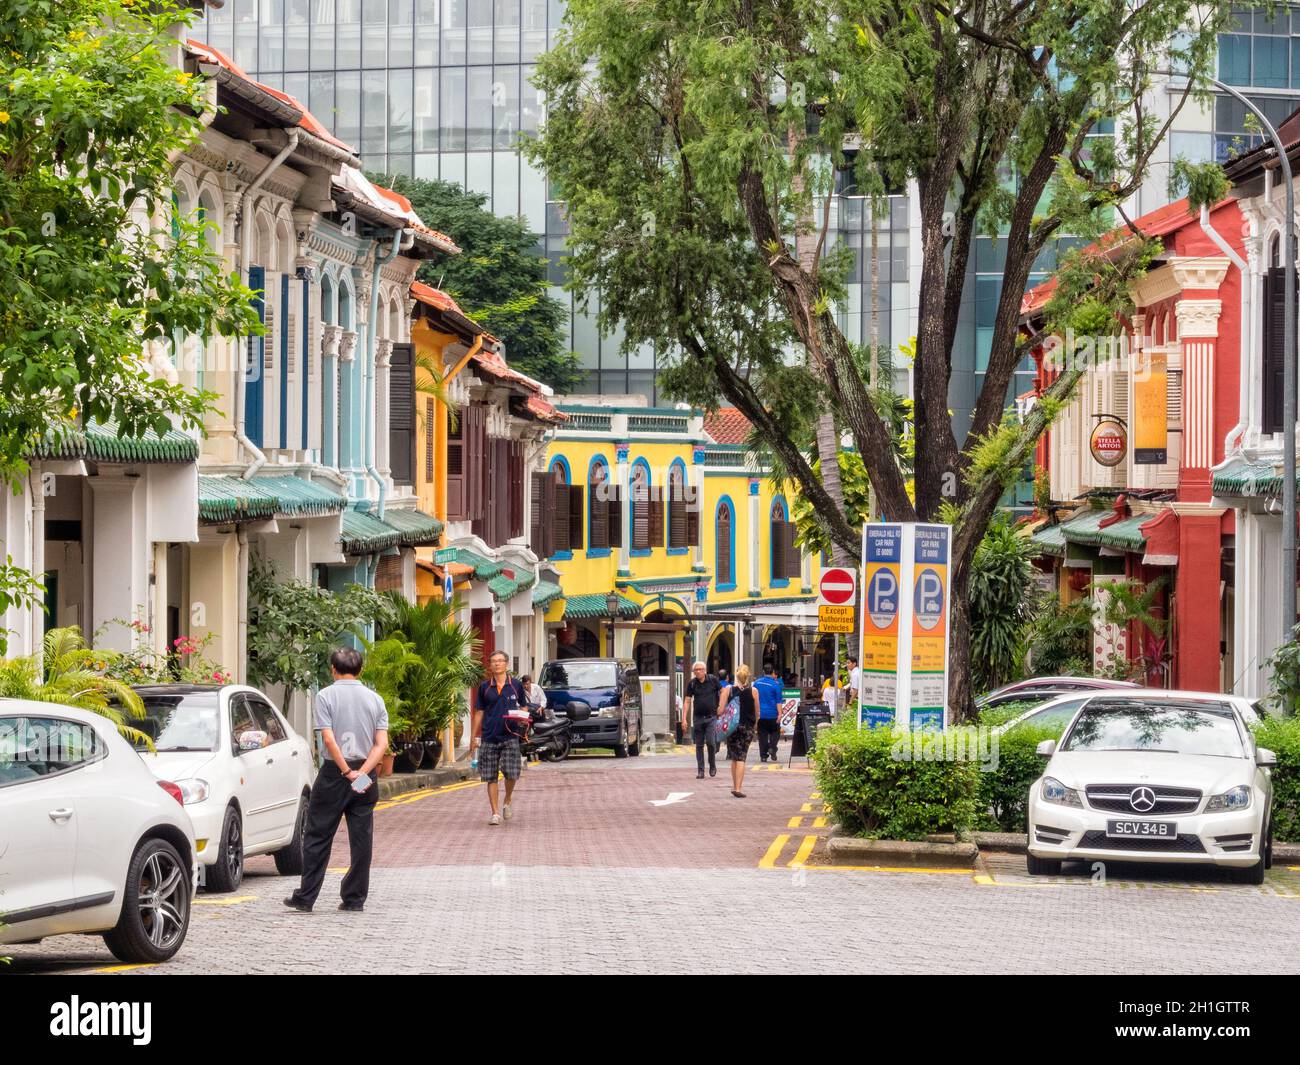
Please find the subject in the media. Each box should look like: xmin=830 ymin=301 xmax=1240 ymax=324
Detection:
xmin=1254 ymin=715 xmax=1300 ymax=842
xmin=977 ymin=724 xmax=1059 ymax=831
xmin=813 ymin=717 xmax=979 ymax=840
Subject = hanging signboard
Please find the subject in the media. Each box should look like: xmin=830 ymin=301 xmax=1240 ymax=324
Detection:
xmin=1133 ymin=348 xmax=1168 ymax=464
xmin=858 ymin=523 xmax=950 ymax=732
xmin=1089 ymin=418 xmax=1128 ymax=467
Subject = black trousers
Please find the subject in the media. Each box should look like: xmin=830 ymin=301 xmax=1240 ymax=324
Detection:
xmin=292 ymin=760 xmax=377 ymax=907
xmin=757 ymin=719 xmax=781 ymax=761
xmin=692 ymin=718 xmax=717 ymax=772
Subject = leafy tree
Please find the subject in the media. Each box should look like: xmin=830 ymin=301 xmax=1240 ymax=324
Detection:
xmin=0 ymin=0 xmax=260 ymax=616
xmin=527 ymin=0 xmax=1225 ymax=718
xmin=1028 ymin=595 xmax=1094 ymax=677
xmin=372 ymin=173 xmax=583 ymax=393
xmin=247 ymin=556 xmax=393 ymax=712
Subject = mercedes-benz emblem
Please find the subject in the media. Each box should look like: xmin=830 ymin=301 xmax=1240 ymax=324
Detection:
xmin=1129 ymin=786 xmax=1156 ymax=813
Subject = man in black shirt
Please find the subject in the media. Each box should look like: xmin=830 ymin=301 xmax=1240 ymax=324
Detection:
xmin=473 ymin=650 xmax=529 ymax=826
xmin=684 ymin=660 xmax=727 ymax=779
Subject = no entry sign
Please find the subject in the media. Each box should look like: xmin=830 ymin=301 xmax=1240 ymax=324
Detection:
xmin=818 ymin=567 xmax=857 ymax=633
xmin=819 ymin=568 xmax=857 ymax=605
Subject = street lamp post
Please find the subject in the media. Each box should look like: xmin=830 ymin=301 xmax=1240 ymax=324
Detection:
xmin=1211 ymin=78 xmax=1298 ymax=639
xmin=605 ymin=591 xmax=620 ymax=658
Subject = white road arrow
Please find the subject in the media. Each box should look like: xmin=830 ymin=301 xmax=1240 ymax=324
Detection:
xmin=648 ymin=792 xmax=693 ymax=807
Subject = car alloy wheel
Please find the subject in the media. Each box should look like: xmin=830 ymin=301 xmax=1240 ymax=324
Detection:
xmin=139 ymin=848 xmax=189 ymax=952
xmin=206 ymin=806 xmax=244 ymax=893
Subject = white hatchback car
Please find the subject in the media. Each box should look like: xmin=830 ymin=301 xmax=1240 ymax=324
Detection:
xmin=0 ymin=700 xmax=196 ymax=963
xmin=132 ymin=684 xmax=315 ymax=892
xmin=1027 ymin=694 xmax=1275 ymax=883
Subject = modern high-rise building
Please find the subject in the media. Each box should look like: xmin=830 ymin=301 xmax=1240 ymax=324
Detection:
xmin=197 ymin=3 xmax=1300 ymax=470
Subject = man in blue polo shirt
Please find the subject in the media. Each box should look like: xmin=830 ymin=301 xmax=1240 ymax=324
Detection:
xmin=754 ymin=661 xmax=784 ymax=763
xmin=473 ymin=650 xmax=529 ymax=826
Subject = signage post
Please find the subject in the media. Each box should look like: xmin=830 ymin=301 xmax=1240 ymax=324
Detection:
xmin=859 ymin=522 xmax=950 ymax=731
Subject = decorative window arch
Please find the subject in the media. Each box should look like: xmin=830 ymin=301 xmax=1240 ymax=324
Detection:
xmin=715 ymin=497 xmax=736 ymax=591
xmin=630 ymin=458 xmax=660 ymax=554
xmin=666 ymin=459 xmax=697 ymax=552
xmin=770 ymin=495 xmax=799 ymax=586
xmin=588 ymin=455 xmax=613 ymax=553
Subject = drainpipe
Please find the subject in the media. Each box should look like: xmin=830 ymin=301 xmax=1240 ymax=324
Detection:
xmin=1200 ymin=204 xmax=1251 ymax=458
xmin=29 ymin=464 xmax=44 ymax=666
xmin=364 ymin=228 xmax=404 ymax=517
xmin=236 ymin=128 xmax=299 ymax=481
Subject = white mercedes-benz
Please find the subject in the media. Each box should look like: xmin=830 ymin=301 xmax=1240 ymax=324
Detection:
xmin=133 ymin=684 xmax=315 ymax=893
xmin=1026 ymin=694 xmax=1274 ymax=883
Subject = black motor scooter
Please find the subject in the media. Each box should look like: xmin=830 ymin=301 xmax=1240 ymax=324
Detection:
xmin=519 ymin=701 xmax=591 ymax=763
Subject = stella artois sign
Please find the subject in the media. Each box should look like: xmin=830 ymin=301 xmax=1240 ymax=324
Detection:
xmin=1089 ymin=418 xmax=1128 ymax=468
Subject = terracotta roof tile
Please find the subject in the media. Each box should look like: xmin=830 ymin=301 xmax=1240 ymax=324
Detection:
xmin=703 ymin=407 xmax=752 ymax=445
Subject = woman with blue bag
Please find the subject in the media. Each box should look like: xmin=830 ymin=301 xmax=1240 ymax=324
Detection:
xmin=722 ymin=665 xmax=758 ymax=797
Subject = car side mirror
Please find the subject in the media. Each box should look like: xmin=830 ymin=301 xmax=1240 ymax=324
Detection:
xmin=238 ymin=731 xmax=268 ymax=752
xmin=566 ymin=702 xmax=592 ymax=722
xmin=1035 ymin=739 xmax=1057 ymax=758
xmin=1256 ymin=747 xmax=1277 ymax=768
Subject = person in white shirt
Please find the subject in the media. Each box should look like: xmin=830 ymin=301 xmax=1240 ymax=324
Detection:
xmin=847 ymin=656 xmax=862 ymax=707
xmin=520 ymin=675 xmax=546 ymax=710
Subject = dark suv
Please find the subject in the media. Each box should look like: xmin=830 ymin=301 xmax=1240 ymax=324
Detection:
xmin=538 ymin=658 xmax=643 ymax=757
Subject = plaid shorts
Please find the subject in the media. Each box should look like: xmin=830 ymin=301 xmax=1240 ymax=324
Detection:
xmin=478 ymin=738 xmax=522 ymax=782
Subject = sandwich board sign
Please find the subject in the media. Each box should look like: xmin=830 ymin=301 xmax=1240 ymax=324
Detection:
xmin=858 ymin=522 xmax=950 ymax=731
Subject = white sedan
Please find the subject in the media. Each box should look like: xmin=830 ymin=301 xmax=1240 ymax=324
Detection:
xmin=1027 ymin=693 xmax=1274 ymax=883
xmin=133 ymin=684 xmax=315 ymax=892
xmin=996 ymin=688 xmax=1270 ymax=736
xmin=0 ymin=699 xmax=196 ymax=963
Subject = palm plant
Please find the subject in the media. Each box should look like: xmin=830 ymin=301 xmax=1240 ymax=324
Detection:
xmin=378 ymin=594 xmax=482 ymax=737
xmin=0 ymin=626 xmax=150 ymax=746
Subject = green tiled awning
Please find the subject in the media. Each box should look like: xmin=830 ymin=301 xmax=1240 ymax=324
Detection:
xmin=198 ymin=474 xmax=346 ymax=524
xmin=563 ymin=593 xmax=641 ymax=620
xmin=1057 ymin=508 xmax=1148 ymax=552
xmin=1212 ymin=456 xmax=1287 ymax=498
xmin=34 ymin=419 xmax=199 ymax=464
xmin=381 ymin=507 xmax=444 ymax=545
xmin=533 ymin=580 xmax=563 ymax=609
xmin=340 ymin=508 xmax=399 ymax=553
xmin=489 ymin=567 xmax=537 ymax=602
xmin=1030 ymin=523 xmax=1067 ymax=557
xmin=434 ymin=547 xmax=502 ymax=580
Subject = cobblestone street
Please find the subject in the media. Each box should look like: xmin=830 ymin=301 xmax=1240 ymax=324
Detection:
xmin=8 ymin=749 xmax=1300 ymax=975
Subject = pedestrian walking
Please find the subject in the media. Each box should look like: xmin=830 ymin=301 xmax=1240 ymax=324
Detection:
xmin=846 ymin=656 xmax=861 ymax=709
xmin=285 ymin=646 xmax=387 ymax=914
xmin=726 ymin=665 xmax=758 ymax=797
xmin=473 ymin=650 xmax=530 ymax=826
xmin=684 ymin=660 xmax=726 ymax=779
xmin=754 ymin=661 xmax=784 ymax=763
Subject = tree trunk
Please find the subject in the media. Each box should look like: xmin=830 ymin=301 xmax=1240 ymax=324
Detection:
xmin=947 ymin=564 xmax=976 ymax=723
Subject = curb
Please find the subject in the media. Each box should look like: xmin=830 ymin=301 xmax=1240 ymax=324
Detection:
xmin=827 ymin=836 xmax=979 ymax=868
xmin=378 ymin=762 xmax=473 ymax=800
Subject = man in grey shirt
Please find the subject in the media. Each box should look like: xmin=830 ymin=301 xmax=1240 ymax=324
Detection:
xmin=285 ymin=646 xmax=388 ymax=913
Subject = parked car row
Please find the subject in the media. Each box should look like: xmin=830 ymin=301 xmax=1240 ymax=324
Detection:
xmin=0 ymin=683 xmax=313 ymax=964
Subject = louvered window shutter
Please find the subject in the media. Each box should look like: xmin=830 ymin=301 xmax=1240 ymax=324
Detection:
xmin=771 ymin=517 xmax=786 ymax=580
xmin=388 ymin=343 xmax=415 ymax=486
xmin=1264 ymin=266 xmax=1288 ymax=434
xmin=447 ymin=414 xmax=466 ymax=519
xmin=245 ymin=265 xmax=265 ymax=448
xmin=530 ymin=471 xmax=545 ymax=556
xmin=685 ymin=483 xmax=700 ymax=547
xmin=542 ymin=473 xmax=557 ymax=558
xmin=553 ymin=479 xmax=571 ymax=553
xmin=425 ymin=398 xmax=435 ymax=481
xmin=608 ymin=485 xmax=623 ymax=548
xmin=784 ymin=522 xmax=802 ymax=579
xmin=668 ymin=472 xmax=687 ymax=548
xmin=568 ymin=484 xmax=584 ymax=550
xmin=633 ymin=477 xmax=650 ymax=550
xmin=589 ymin=468 xmax=609 ymax=549
xmin=648 ymin=486 xmax=665 ymax=548
xmin=717 ymin=506 xmax=733 ymax=585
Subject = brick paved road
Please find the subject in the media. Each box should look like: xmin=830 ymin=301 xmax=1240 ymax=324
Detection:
xmin=8 ymin=747 xmax=1300 ymax=974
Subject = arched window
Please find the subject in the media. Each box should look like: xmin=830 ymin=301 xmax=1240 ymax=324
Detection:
xmin=589 ymin=458 xmax=612 ymax=551
xmin=666 ymin=461 xmax=698 ymax=552
xmin=631 ymin=459 xmax=660 ymax=553
xmin=770 ymin=497 xmax=799 ymax=586
xmin=715 ymin=498 xmax=735 ymax=591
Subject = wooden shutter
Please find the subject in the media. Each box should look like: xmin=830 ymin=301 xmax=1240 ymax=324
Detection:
xmin=771 ymin=517 xmax=787 ymax=579
xmin=447 ymin=413 xmax=465 ymax=519
xmin=530 ymin=471 xmax=545 ymax=556
xmin=648 ymin=486 xmax=665 ymax=548
xmin=608 ymin=485 xmax=623 ymax=548
xmin=717 ymin=505 xmax=732 ymax=585
xmin=589 ymin=468 xmax=609 ymax=549
xmin=542 ymin=471 xmax=557 ymax=558
xmin=783 ymin=522 xmax=802 ymax=579
xmin=1263 ymin=266 xmax=1288 ymax=435
xmin=685 ymin=483 xmax=700 ymax=547
xmin=388 ymin=343 xmax=415 ymax=486
xmin=510 ymin=442 xmax=524 ymax=538
xmin=632 ymin=477 xmax=650 ymax=549
xmin=668 ymin=472 xmax=687 ymax=548
xmin=553 ymin=478 xmax=571 ymax=553
xmin=245 ymin=265 xmax=265 ymax=448
xmin=425 ymin=398 xmax=435 ymax=481
xmin=466 ymin=405 xmax=486 ymax=521
xmin=568 ymin=483 xmax=584 ymax=550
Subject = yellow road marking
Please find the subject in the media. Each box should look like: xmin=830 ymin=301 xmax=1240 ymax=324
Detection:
xmin=973 ymin=874 xmax=995 ymax=885
xmin=789 ymin=835 xmax=818 ymax=868
xmin=759 ymin=834 xmax=791 ymax=869
xmin=327 ymin=866 xmax=349 ymax=874
xmin=194 ymin=894 xmax=257 ymax=906
xmin=90 ymin=963 xmax=157 ymax=974
xmin=812 ymin=816 xmax=828 ymax=828
xmin=800 ymin=803 xmax=814 ymax=812
xmin=375 ymin=779 xmax=482 ymax=811
xmin=804 ymin=864 xmax=973 ymax=875
xmin=787 ymin=816 xmax=803 ymax=829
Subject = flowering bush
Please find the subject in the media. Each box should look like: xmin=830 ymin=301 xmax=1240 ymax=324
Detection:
xmin=94 ymin=619 xmax=231 ymax=685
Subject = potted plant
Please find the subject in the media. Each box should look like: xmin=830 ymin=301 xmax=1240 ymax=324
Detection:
xmin=359 ymin=636 xmax=425 ymax=773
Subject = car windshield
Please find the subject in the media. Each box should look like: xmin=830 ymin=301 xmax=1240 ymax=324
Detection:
xmin=134 ymin=693 xmax=222 ymax=752
xmin=1062 ymin=702 xmax=1245 ymax=758
xmin=540 ymin=662 xmax=617 ymax=690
